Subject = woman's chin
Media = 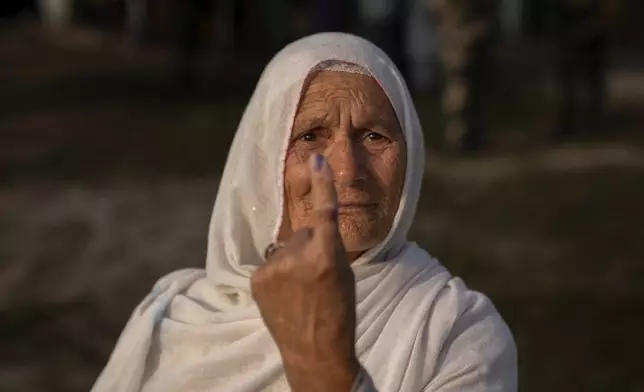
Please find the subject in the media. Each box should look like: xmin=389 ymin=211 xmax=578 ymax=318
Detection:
xmin=338 ymin=216 xmax=384 ymax=255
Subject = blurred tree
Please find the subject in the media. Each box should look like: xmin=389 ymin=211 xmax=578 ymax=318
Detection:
xmin=212 ymin=0 xmax=236 ymax=52
xmin=125 ymin=0 xmax=146 ymax=48
xmin=553 ymin=0 xmax=619 ymax=140
xmin=170 ymin=0 xmax=212 ymax=90
xmin=312 ymin=0 xmax=348 ymax=33
xmin=406 ymin=0 xmax=441 ymax=92
xmin=0 ymin=0 xmax=37 ymax=18
xmin=428 ymin=0 xmax=500 ymax=154
xmin=498 ymin=0 xmax=523 ymax=39
xmin=356 ymin=0 xmax=408 ymax=77
xmin=38 ymin=0 xmax=74 ymax=30
xmin=258 ymin=0 xmax=289 ymax=56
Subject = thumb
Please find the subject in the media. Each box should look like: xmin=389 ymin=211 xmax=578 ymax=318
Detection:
xmin=309 ymin=154 xmax=339 ymax=241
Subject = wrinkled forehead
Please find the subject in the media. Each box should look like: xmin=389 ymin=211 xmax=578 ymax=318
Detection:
xmin=204 ymin=34 xmax=423 ymax=268
xmin=260 ymin=34 xmax=409 ymax=142
xmin=295 ymin=66 xmax=404 ymax=140
xmin=248 ymin=34 xmax=416 ymax=244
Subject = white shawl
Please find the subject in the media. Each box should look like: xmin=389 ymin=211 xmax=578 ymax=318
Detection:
xmin=91 ymin=33 xmax=517 ymax=392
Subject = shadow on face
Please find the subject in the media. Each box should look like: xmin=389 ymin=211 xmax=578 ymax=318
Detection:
xmin=281 ymin=70 xmax=407 ymax=261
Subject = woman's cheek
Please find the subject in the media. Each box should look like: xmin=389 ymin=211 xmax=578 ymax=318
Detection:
xmin=371 ymin=146 xmax=403 ymax=184
xmin=284 ymin=153 xmax=314 ymax=233
xmin=284 ymin=151 xmax=313 ymax=200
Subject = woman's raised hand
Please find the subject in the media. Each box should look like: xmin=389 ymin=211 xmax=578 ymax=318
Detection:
xmin=251 ymin=154 xmax=359 ymax=392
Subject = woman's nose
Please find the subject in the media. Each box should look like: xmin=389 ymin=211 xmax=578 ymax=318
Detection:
xmin=326 ymin=138 xmax=366 ymax=187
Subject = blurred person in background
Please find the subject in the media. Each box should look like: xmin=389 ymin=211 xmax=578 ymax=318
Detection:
xmin=553 ymin=0 xmax=619 ymax=140
xmin=428 ymin=0 xmax=500 ymax=154
xmin=91 ymin=33 xmax=516 ymax=392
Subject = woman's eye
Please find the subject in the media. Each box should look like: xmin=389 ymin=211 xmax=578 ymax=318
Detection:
xmin=298 ymin=132 xmax=317 ymax=142
xmin=365 ymin=132 xmax=386 ymax=142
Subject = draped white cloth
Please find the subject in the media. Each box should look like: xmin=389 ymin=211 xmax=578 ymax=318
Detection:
xmin=91 ymin=32 xmax=517 ymax=392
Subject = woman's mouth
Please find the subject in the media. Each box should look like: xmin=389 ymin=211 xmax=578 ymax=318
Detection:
xmin=337 ymin=203 xmax=377 ymax=213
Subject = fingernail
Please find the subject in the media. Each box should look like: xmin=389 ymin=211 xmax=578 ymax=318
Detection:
xmin=314 ymin=154 xmax=324 ymax=172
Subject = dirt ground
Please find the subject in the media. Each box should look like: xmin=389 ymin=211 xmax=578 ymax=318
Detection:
xmin=2 ymin=22 xmax=644 ymax=391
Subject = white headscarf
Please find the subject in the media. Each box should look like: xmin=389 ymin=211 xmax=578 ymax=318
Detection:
xmin=92 ymin=33 xmax=516 ymax=392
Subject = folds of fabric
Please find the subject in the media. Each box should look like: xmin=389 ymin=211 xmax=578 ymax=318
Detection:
xmin=91 ymin=33 xmax=516 ymax=392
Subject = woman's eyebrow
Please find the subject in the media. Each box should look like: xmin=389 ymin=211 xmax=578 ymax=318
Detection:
xmin=356 ymin=115 xmax=400 ymax=133
xmin=293 ymin=114 xmax=328 ymax=129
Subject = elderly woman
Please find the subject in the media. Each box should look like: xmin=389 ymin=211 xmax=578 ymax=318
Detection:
xmin=92 ymin=33 xmax=517 ymax=392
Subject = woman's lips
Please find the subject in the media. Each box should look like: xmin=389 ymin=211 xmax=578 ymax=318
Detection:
xmin=337 ymin=203 xmax=377 ymax=213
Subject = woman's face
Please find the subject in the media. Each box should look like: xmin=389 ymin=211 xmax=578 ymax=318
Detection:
xmin=282 ymin=71 xmax=407 ymax=261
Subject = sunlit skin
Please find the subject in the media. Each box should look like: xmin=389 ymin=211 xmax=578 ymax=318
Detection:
xmin=281 ymin=71 xmax=407 ymax=261
xmin=251 ymin=71 xmax=407 ymax=391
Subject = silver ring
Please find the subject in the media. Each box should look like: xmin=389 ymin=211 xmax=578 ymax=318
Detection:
xmin=264 ymin=242 xmax=285 ymax=260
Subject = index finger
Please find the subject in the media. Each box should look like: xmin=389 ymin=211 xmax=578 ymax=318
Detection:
xmin=309 ymin=154 xmax=339 ymax=237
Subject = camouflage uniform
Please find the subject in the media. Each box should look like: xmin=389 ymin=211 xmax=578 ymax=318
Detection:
xmin=428 ymin=0 xmax=499 ymax=153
